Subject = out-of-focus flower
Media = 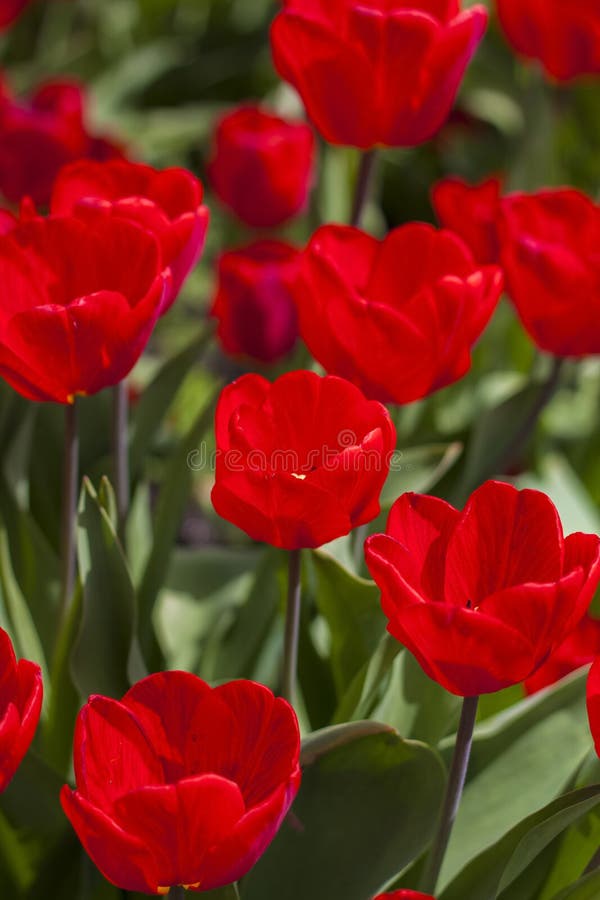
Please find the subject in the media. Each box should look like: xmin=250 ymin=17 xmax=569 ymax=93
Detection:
xmin=0 ymin=627 xmax=43 ymax=792
xmin=0 ymin=75 xmax=124 ymax=206
xmin=295 ymin=223 xmax=503 ymax=405
xmin=271 ymin=0 xmax=488 ymax=148
xmin=496 ymin=0 xmax=600 ymax=82
xmin=211 ymin=240 xmax=299 ymax=364
xmin=0 ymin=0 xmax=32 ymax=30
xmin=208 ymin=105 xmax=315 ymax=228
xmin=52 ymin=160 xmax=209 ymax=313
xmin=431 ymin=176 xmax=502 ymax=265
xmin=61 ymin=672 xmax=301 ymax=894
xmin=498 ymin=188 xmax=600 ymax=356
xmin=0 ymin=215 xmax=168 ymax=403
xmin=366 ymin=480 xmax=600 ymax=697
xmin=212 ymin=370 xmax=396 ymax=550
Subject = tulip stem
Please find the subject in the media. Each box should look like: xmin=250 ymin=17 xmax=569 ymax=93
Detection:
xmin=351 ymin=149 xmax=378 ymax=228
xmin=113 ymin=381 xmax=130 ymax=545
xmin=419 ymin=695 xmax=479 ymax=895
xmin=282 ymin=549 xmax=302 ymax=704
xmin=168 ymin=888 xmax=185 ymax=899
xmin=60 ymin=399 xmax=79 ymax=622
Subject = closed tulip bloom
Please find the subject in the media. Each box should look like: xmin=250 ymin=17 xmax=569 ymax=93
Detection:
xmin=431 ymin=176 xmax=502 ymax=265
xmin=271 ymin=0 xmax=488 ymax=149
xmin=0 ymin=215 xmax=169 ymax=403
xmin=498 ymin=189 xmax=600 ymax=357
xmin=208 ymin=105 xmax=315 ymax=228
xmin=0 ymin=76 xmax=123 ymax=206
xmin=496 ymin=0 xmax=600 ymax=82
xmin=212 ymin=370 xmax=396 ymax=550
xmin=61 ymin=672 xmax=301 ymax=894
xmin=295 ymin=223 xmax=502 ymax=405
xmin=51 ymin=160 xmax=209 ymax=313
xmin=211 ymin=240 xmax=299 ymax=364
xmin=525 ymin=613 xmax=600 ymax=695
xmin=365 ymin=481 xmax=600 ymax=697
xmin=0 ymin=627 xmax=43 ymax=792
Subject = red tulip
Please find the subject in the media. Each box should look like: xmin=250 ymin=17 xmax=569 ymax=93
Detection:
xmin=211 ymin=240 xmax=299 ymax=364
xmin=0 ymin=214 xmax=168 ymax=403
xmin=0 ymin=627 xmax=43 ymax=792
xmin=212 ymin=370 xmax=396 ymax=550
xmin=0 ymin=0 xmax=31 ymax=29
xmin=61 ymin=672 xmax=301 ymax=894
xmin=51 ymin=160 xmax=209 ymax=313
xmin=587 ymin=658 xmax=600 ymax=757
xmin=208 ymin=105 xmax=315 ymax=228
xmin=498 ymin=189 xmax=600 ymax=357
xmin=496 ymin=0 xmax=600 ymax=82
xmin=524 ymin=613 xmax=600 ymax=695
xmin=431 ymin=176 xmax=502 ymax=265
xmin=365 ymin=480 xmax=600 ymax=697
xmin=271 ymin=0 xmax=488 ymax=149
xmin=374 ymin=893 xmax=435 ymax=899
xmin=0 ymin=75 xmax=124 ymax=206
xmin=295 ymin=223 xmax=503 ymax=405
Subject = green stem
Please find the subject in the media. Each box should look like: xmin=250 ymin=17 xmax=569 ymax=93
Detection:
xmin=350 ymin=149 xmax=378 ymax=228
xmin=60 ymin=399 xmax=79 ymax=624
xmin=419 ymin=695 xmax=479 ymax=895
xmin=113 ymin=381 xmax=130 ymax=545
xmin=282 ymin=549 xmax=302 ymax=704
xmin=168 ymin=888 xmax=185 ymax=899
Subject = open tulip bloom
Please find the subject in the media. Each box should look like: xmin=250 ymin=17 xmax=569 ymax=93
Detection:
xmin=365 ymin=480 xmax=600 ymax=697
xmin=271 ymin=0 xmax=488 ymax=149
xmin=295 ymin=223 xmax=503 ymax=405
xmin=0 ymin=212 xmax=169 ymax=403
xmin=61 ymin=672 xmax=301 ymax=895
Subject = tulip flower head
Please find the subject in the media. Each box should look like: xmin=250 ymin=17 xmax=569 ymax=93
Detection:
xmin=212 ymin=370 xmax=396 ymax=549
xmin=208 ymin=104 xmax=315 ymax=228
xmin=366 ymin=480 xmax=600 ymax=696
xmin=0 ymin=627 xmax=43 ymax=792
xmin=295 ymin=223 xmax=503 ymax=405
xmin=61 ymin=672 xmax=301 ymax=894
xmin=211 ymin=239 xmax=300 ymax=364
xmin=51 ymin=160 xmax=209 ymax=313
xmin=271 ymin=0 xmax=488 ymax=148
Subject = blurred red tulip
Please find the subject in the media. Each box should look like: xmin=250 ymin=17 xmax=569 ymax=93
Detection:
xmin=0 ymin=0 xmax=31 ymax=29
xmin=61 ymin=672 xmax=301 ymax=894
xmin=208 ymin=105 xmax=315 ymax=228
xmin=374 ymin=893 xmax=435 ymax=899
xmin=0 ymin=627 xmax=43 ymax=792
xmin=0 ymin=74 xmax=124 ymax=206
xmin=271 ymin=0 xmax=488 ymax=148
xmin=0 ymin=215 xmax=168 ymax=403
xmin=52 ymin=160 xmax=209 ymax=313
xmin=211 ymin=240 xmax=299 ymax=364
xmin=295 ymin=223 xmax=503 ymax=405
xmin=496 ymin=0 xmax=600 ymax=82
xmin=499 ymin=189 xmax=600 ymax=356
xmin=366 ymin=481 xmax=600 ymax=696
xmin=431 ymin=176 xmax=502 ymax=265
xmin=212 ymin=369 xmax=396 ymax=550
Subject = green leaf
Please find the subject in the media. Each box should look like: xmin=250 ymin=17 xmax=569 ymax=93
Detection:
xmin=72 ymin=478 xmax=141 ymax=699
xmin=129 ymin=328 xmax=212 ymax=475
xmin=310 ymin=550 xmax=385 ymax=696
xmin=242 ymin=728 xmax=446 ymax=900
xmin=0 ymin=525 xmax=49 ymax=695
xmin=439 ymin=671 xmax=592 ymax=889
xmin=440 ymin=787 xmax=600 ymax=900
xmin=381 ymin=442 xmax=463 ymax=507
xmin=137 ymin=383 xmax=220 ymax=666
xmin=550 ymin=871 xmax=600 ymax=900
